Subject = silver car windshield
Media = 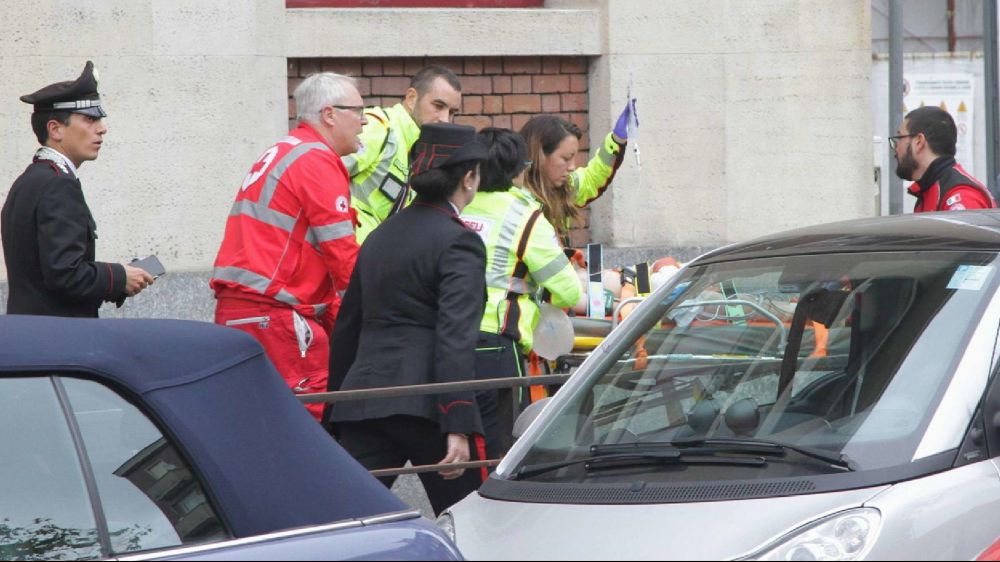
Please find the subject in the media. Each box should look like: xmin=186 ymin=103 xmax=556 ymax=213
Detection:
xmin=515 ymin=251 xmax=1000 ymax=483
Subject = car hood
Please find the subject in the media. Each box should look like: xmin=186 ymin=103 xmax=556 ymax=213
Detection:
xmin=449 ymin=485 xmax=888 ymax=560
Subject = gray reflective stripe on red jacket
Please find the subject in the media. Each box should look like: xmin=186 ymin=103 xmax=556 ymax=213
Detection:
xmin=259 ymin=142 xmax=330 ymax=207
xmin=306 ymin=220 xmax=355 ymax=250
xmin=211 ymin=266 xmax=296 ymax=303
xmin=211 ymin=265 xmax=333 ymax=314
xmin=229 ymin=142 xmax=330 ymax=232
xmin=228 ymin=200 xmax=298 ymax=231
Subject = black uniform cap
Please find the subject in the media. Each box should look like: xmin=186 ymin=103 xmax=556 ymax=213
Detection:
xmin=409 ymin=123 xmax=488 ymax=178
xmin=20 ymin=61 xmax=106 ymax=118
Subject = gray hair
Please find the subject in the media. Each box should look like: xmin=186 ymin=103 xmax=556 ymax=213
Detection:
xmin=294 ymin=72 xmax=359 ymax=124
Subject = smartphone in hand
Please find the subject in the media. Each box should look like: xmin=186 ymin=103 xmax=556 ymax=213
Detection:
xmin=130 ymin=255 xmax=166 ymax=279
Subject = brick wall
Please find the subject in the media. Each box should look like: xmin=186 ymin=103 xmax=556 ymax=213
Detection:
xmin=287 ymin=55 xmax=594 ymax=244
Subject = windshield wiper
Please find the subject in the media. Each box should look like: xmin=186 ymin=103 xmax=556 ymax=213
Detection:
xmin=513 ymin=447 xmax=766 ymax=481
xmin=597 ymin=438 xmax=858 ymax=472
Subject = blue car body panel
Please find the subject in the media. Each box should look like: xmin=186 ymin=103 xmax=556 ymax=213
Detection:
xmin=150 ymin=517 xmax=463 ymax=561
xmin=0 ymin=316 xmax=462 ymax=560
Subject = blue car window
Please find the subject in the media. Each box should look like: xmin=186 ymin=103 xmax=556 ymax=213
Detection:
xmin=60 ymin=377 xmax=228 ymax=555
xmin=0 ymin=377 xmax=101 ymax=561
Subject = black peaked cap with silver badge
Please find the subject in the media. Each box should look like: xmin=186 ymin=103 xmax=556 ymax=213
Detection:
xmin=20 ymin=61 xmax=107 ymax=118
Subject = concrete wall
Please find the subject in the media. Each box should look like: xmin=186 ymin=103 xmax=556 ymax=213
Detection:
xmin=285 ymin=7 xmax=601 ymax=57
xmin=586 ymin=0 xmax=873 ymax=249
xmin=283 ymin=0 xmax=874 ymax=253
xmin=0 ymin=1 xmax=874 ymax=315
xmin=0 ymin=0 xmax=287 ymax=288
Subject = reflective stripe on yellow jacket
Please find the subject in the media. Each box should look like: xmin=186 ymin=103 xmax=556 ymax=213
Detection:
xmin=461 ymin=186 xmax=581 ymax=352
xmin=341 ymin=103 xmax=420 ymax=244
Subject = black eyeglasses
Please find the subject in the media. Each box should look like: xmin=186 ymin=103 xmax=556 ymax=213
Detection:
xmin=888 ymin=134 xmax=918 ymax=150
xmin=330 ymin=105 xmax=365 ymax=118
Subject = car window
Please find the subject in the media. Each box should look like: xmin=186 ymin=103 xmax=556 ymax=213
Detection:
xmin=516 ymin=251 xmax=1000 ymax=482
xmin=60 ymin=377 xmax=228 ymax=555
xmin=0 ymin=377 xmax=101 ymax=561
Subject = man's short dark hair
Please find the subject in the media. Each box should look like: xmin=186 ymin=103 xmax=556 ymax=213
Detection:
xmin=905 ymin=106 xmax=957 ymax=157
xmin=410 ymin=65 xmax=461 ymax=96
xmin=30 ymin=111 xmax=73 ymax=145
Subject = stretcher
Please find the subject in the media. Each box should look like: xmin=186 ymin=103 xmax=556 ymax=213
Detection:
xmin=531 ymin=292 xmax=834 ymax=404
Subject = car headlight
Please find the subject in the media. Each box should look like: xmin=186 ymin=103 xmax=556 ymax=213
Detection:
xmin=744 ymin=508 xmax=881 ymax=561
xmin=436 ymin=511 xmax=456 ymax=543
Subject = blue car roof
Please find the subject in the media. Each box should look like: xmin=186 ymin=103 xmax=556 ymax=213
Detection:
xmin=0 ymin=315 xmax=407 ymax=537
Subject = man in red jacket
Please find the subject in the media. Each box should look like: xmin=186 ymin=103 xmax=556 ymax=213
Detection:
xmin=891 ymin=105 xmax=996 ymax=212
xmin=211 ymin=73 xmax=365 ymax=420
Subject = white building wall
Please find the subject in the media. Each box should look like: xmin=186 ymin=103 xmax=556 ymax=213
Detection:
xmin=585 ymin=0 xmax=873 ymax=248
xmin=0 ymin=0 xmax=874 ymax=313
xmin=284 ymin=0 xmax=874 ymax=252
xmin=0 ymin=0 xmax=287 ymax=283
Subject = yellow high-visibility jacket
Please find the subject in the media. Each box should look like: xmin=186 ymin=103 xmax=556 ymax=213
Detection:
xmin=461 ymin=186 xmax=581 ymax=352
xmin=342 ymin=103 xmax=420 ymax=244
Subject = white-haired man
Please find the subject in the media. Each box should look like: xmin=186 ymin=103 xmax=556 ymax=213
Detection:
xmin=211 ymin=72 xmax=366 ymax=421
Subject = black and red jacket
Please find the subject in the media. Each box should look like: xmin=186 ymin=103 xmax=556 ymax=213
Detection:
xmin=908 ymin=156 xmax=997 ymax=212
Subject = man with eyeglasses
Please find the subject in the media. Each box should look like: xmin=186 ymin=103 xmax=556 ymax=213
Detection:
xmin=344 ymin=65 xmax=463 ymax=243
xmin=210 ymin=72 xmax=367 ymax=421
xmin=890 ymin=105 xmax=996 ymax=212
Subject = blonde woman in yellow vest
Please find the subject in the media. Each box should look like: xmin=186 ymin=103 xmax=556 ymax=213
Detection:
xmin=461 ymin=128 xmax=582 ymax=459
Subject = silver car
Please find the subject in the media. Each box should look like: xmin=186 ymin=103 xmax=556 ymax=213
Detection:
xmin=443 ymin=212 xmax=1000 ymax=560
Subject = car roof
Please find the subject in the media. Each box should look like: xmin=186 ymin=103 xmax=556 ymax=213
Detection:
xmin=0 ymin=315 xmax=406 ymax=537
xmin=697 ymin=210 xmax=1000 ymax=264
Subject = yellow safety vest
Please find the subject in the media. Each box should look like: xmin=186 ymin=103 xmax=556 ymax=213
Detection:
xmin=461 ymin=187 xmax=581 ymax=352
xmin=341 ymin=104 xmax=420 ymax=244
xmin=569 ymin=132 xmax=626 ymax=208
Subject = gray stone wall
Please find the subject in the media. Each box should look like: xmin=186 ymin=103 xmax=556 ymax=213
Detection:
xmin=586 ymin=0 xmax=874 ymax=249
xmin=0 ymin=272 xmax=214 ymax=321
xmin=0 ymin=0 xmax=288 ymax=283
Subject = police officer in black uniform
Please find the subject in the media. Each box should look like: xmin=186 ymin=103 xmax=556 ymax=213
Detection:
xmin=1 ymin=61 xmax=153 ymax=317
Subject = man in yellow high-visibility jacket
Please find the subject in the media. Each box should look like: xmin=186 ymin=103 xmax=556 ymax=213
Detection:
xmin=461 ymin=128 xmax=582 ymax=460
xmin=343 ymin=65 xmax=462 ymax=243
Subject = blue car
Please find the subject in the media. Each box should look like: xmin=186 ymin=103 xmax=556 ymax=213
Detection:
xmin=0 ymin=316 xmax=462 ymax=561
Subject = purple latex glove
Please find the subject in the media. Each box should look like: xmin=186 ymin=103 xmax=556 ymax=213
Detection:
xmin=612 ymin=98 xmax=638 ymax=140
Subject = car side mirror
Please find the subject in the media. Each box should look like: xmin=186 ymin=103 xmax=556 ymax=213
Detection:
xmin=513 ymin=397 xmax=552 ymax=440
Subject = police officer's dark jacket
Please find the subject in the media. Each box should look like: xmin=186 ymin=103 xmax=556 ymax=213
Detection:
xmin=326 ymin=196 xmax=487 ymax=436
xmin=2 ymin=156 xmax=127 ymax=317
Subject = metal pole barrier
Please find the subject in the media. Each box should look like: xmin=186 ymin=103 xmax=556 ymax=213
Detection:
xmin=888 ymin=0 xmax=904 ymax=215
xmin=370 ymin=459 xmax=503 ymax=478
xmin=984 ymin=0 xmax=1000 ymax=200
xmin=299 ymin=373 xmax=573 ymax=404
xmin=308 ymin=375 xmax=574 ymax=477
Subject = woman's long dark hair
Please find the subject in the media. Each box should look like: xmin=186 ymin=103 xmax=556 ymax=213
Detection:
xmin=520 ymin=115 xmax=582 ymax=235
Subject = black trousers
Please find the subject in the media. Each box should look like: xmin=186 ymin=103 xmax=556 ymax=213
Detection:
xmin=336 ymin=415 xmax=487 ymax=515
xmin=474 ymin=332 xmax=527 ymax=460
